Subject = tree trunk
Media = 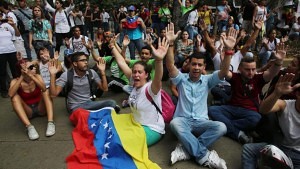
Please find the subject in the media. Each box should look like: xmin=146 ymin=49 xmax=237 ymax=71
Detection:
xmin=172 ymin=0 xmax=181 ymax=32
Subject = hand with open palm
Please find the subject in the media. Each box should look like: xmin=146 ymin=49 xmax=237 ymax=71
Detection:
xmin=275 ymin=73 xmax=300 ymax=96
xmin=150 ymin=37 xmax=169 ymax=61
xmin=165 ymin=23 xmax=181 ymax=44
xmin=221 ymin=28 xmax=238 ymax=50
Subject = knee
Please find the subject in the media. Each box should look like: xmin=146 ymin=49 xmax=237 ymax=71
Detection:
xmin=170 ymin=118 xmax=185 ymax=134
xmin=215 ymin=121 xmax=227 ymax=135
xmin=208 ymin=106 xmax=220 ymax=117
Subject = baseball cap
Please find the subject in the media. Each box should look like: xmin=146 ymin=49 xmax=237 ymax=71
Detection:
xmin=128 ymin=5 xmax=136 ymax=11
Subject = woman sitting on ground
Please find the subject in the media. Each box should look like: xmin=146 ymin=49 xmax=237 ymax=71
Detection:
xmin=111 ymin=37 xmax=169 ymax=146
xmin=175 ymin=31 xmax=193 ymax=68
xmin=8 ymin=59 xmax=55 ymax=140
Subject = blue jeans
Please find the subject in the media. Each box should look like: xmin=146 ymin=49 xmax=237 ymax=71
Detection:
xmin=170 ymin=117 xmax=226 ymax=164
xmin=258 ymin=51 xmax=272 ymax=66
xmin=128 ymin=38 xmax=144 ymax=60
xmin=208 ymin=105 xmax=261 ymax=141
xmin=242 ymin=143 xmax=300 ymax=169
xmin=70 ymin=99 xmax=116 ymax=113
xmin=185 ymin=25 xmax=198 ymax=40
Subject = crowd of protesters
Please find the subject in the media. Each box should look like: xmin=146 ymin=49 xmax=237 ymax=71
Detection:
xmin=1 ymin=0 xmax=300 ymax=168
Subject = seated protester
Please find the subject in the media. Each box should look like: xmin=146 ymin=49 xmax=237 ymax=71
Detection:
xmin=208 ymin=43 xmax=286 ymax=144
xmin=202 ymin=20 xmax=263 ymax=105
xmin=258 ymin=28 xmax=280 ymax=66
xmin=288 ymin=16 xmax=300 ymax=41
xmin=235 ymin=28 xmax=253 ymax=57
xmin=49 ymin=52 xmax=118 ymax=113
xmin=96 ymin=31 xmax=113 ymax=57
xmin=61 ymin=48 xmax=73 ymax=72
xmin=242 ymin=74 xmax=300 ymax=169
xmin=221 ymin=16 xmax=239 ymax=33
xmin=91 ymin=36 xmax=129 ymax=93
xmin=111 ymin=37 xmax=169 ymax=146
xmin=263 ymin=56 xmax=300 ymax=100
xmin=121 ymin=42 xmax=157 ymax=94
xmin=175 ymin=31 xmax=193 ymax=67
xmin=8 ymin=59 xmax=55 ymax=140
xmin=178 ymin=0 xmax=196 ymax=16
xmin=69 ymin=6 xmax=85 ymax=33
xmin=66 ymin=26 xmax=92 ymax=56
xmin=143 ymin=27 xmax=158 ymax=43
xmin=165 ymin=23 xmax=234 ymax=168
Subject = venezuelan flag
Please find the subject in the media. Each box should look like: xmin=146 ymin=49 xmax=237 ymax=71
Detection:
xmin=66 ymin=107 xmax=160 ymax=169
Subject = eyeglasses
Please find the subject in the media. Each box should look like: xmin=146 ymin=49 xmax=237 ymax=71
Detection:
xmin=27 ymin=65 xmax=36 ymax=70
xmin=77 ymin=59 xmax=88 ymax=62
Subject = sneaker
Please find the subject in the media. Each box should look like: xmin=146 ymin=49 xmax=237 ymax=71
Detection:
xmin=27 ymin=125 xmax=39 ymax=140
xmin=46 ymin=121 xmax=55 ymax=137
xmin=238 ymin=131 xmax=253 ymax=144
xmin=170 ymin=143 xmax=191 ymax=165
xmin=203 ymin=150 xmax=227 ymax=169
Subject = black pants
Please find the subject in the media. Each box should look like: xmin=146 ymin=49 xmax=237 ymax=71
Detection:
xmin=55 ymin=32 xmax=69 ymax=53
xmin=0 ymin=52 xmax=18 ymax=93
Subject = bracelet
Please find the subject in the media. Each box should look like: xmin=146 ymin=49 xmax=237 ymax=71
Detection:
xmin=225 ymin=50 xmax=234 ymax=55
xmin=169 ymin=44 xmax=174 ymax=47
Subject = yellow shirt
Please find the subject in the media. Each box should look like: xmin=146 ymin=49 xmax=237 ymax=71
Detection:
xmin=199 ymin=10 xmax=211 ymax=25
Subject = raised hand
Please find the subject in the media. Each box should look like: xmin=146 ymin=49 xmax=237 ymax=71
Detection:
xmin=48 ymin=60 xmax=59 ymax=75
xmin=196 ymin=34 xmax=202 ymax=42
xmin=254 ymin=18 xmax=263 ymax=30
xmin=151 ymin=37 xmax=169 ymax=61
xmin=145 ymin=34 xmax=153 ymax=46
xmin=165 ymin=22 xmax=181 ymax=44
xmin=222 ymin=28 xmax=238 ymax=50
xmin=53 ymin=51 xmax=59 ymax=60
xmin=262 ymin=37 xmax=269 ymax=45
xmin=198 ymin=18 xmax=208 ymax=31
xmin=96 ymin=57 xmax=106 ymax=72
xmin=275 ymin=43 xmax=287 ymax=60
xmin=16 ymin=52 xmax=23 ymax=61
xmin=122 ymin=35 xmax=130 ymax=47
xmin=275 ymin=73 xmax=300 ymax=96
xmin=65 ymin=38 xmax=70 ymax=46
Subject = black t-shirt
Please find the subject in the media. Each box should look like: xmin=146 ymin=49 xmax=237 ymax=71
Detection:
xmin=243 ymin=1 xmax=255 ymax=20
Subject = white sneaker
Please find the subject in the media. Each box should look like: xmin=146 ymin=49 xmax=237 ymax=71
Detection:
xmin=27 ymin=125 xmax=39 ymax=140
xmin=170 ymin=143 xmax=191 ymax=165
xmin=46 ymin=122 xmax=55 ymax=137
xmin=203 ymin=150 xmax=227 ymax=169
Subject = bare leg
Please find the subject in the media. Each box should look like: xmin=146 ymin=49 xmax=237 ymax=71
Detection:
xmin=11 ymin=94 xmax=33 ymax=127
xmin=39 ymin=89 xmax=53 ymax=122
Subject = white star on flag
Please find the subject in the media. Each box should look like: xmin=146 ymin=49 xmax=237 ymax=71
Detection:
xmin=103 ymin=122 xmax=108 ymax=129
xmin=90 ymin=123 xmax=97 ymax=128
xmin=108 ymin=134 xmax=113 ymax=139
xmin=101 ymin=153 xmax=108 ymax=160
xmin=99 ymin=119 xmax=103 ymax=124
xmin=108 ymin=127 xmax=112 ymax=132
xmin=104 ymin=142 xmax=110 ymax=149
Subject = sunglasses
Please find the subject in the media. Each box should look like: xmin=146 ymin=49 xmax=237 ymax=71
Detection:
xmin=27 ymin=65 xmax=36 ymax=70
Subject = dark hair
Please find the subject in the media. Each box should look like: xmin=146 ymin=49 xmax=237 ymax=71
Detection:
xmin=239 ymin=56 xmax=255 ymax=67
xmin=15 ymin=59 xmax=39 ymax=77
xmin=37 ymin=47 xmax=48 ymax=60
xmin=141 ymin=45 xmax=152 ymax=54
xmin=132 ymin=61 xmax=151 ymax=81
xmin=70 ymin=52 xmax=87 ymax=62
xmin=189 ymin=52 xmax=206 ymax=63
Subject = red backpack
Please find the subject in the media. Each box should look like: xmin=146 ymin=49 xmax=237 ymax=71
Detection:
xmin=145 ymin=87 xmax=175 ymax=123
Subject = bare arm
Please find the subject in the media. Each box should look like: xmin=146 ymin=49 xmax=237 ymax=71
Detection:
xmin=240 ymin=19 xmax=262 ymax=56
xmin=150 ymin=38 xmax=169 ymax=94
xmin=49 ymin=60 xmax=63 ymax=97
xmin=111 ymin=45 xmax=132 ymax=79
xmin=259 ymin=73 xmax=300 ymax=114
xmin=220 ymin=28 xmax=238 ymax=79
xmin=263 ymin=43 xmax=286 ymax=82
xmin=96 ymin=57 xmax=108 ymax=91
xmin=165 ymin=23 xmax=181 ymax=78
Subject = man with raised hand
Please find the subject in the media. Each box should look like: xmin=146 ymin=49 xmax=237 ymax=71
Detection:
xmin=165 ymin=23 xmax=237 ymax=169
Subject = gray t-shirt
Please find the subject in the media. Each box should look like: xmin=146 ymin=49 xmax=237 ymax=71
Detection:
xmin=56 ymin=69 xmax=100 ymax=110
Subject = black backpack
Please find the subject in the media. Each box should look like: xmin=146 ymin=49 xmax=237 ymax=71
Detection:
xmin=178 ymin=12 xmax=190 ymax=30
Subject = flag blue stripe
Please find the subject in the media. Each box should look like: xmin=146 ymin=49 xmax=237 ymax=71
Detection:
xmin=88 ymin=108 xmax=137 ymax=169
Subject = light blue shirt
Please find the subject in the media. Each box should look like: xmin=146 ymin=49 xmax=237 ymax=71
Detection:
xmin=171 ymin=71 xmax=221 ymax=119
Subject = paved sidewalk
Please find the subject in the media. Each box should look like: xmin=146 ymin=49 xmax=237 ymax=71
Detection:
xmin=0 ymin=88 xmax=242 ymax=169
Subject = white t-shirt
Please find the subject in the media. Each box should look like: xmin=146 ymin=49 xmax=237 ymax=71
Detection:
xmin=212 ymin=51 xmax=243 ymax=72
xmin=69 ymin=35 xmax=90 ymax=56
xmin=289 ymin=22 xmax=300 ymax=35
xmin=0 ymin=23 xmax=16 ymax=54
xmin=279 ymin=100 xmax=300 ymax=151
xmin=259 ymin=38 xmax=280 ymax=54
xmin=101 ymin=12 xmax=110 ymax=23
xmin=128 ymin=82 xmax=165 ymax=134
xmin=39 ymin=62 xmax=50 ymax=88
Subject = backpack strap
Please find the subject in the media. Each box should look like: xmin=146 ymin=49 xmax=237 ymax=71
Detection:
xmin=145 ymin=86 xmax=162 ymax=115
xmin=87 ymin=69 xmax=96 ymax=100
